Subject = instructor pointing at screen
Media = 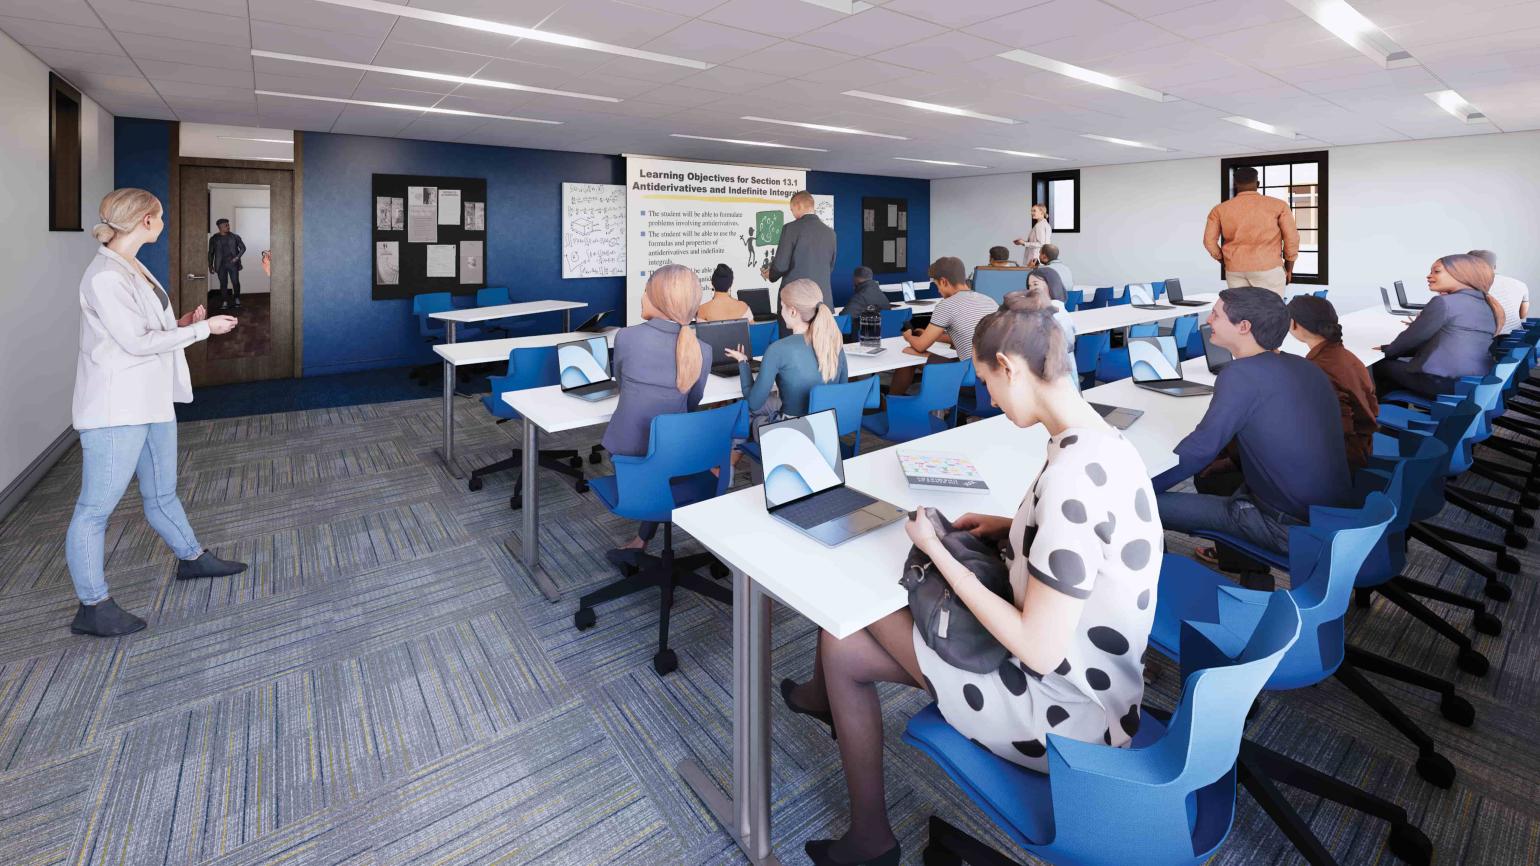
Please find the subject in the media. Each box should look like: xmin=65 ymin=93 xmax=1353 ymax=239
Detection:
xmin=761 ymin=190 xmax=836 ymax=308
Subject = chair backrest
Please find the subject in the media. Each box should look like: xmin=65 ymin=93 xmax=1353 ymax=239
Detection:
xmin=833 ymin=313 xmax=852 ymax=335
xmin=810 ymin=378 xmax=880 ymax=452
xmin=913 ymin=282 xmax=941 ymax=300
xmin=1042 ymin=593 xmax=1301 ymax=862
xmin=1150 ymin=280 xmax=1166 ymax=299
xmin=609 ymin=401 xmax=742 ymax=522
xmin=879 ymin=307 xmax=912 ymax=339
xmin=1063 ymin=288 xmax=1084 ymax=312
xmin=476 ymin=286 xmax=511 ymax=307
xmin=1074 ymin=332 xmax=1110 ymax=379
xmin=1171 ymin=314 xmax=1199 ymax=353
xmin=1088 ymin=286 xmax=1113 ymax=308
xmin=412 ymin=292 xmax=453 ymax=338
xmin=913 ymin=358 xmax=972 ymax=413
xmin=494 ymin=345 xmax=561 ymax=393
xmin=973 ymin=268 xmax=1028 ymax=304
xmin=1128 ymin=322 xmax=1159 ymax=338
xmin=1094 ymin=346 xmax=1131 ymax=383
xmin=1356 ymin=434 xmax=1448 ymax=583
xmin=749 ymin=321 xmax=779 ymax=356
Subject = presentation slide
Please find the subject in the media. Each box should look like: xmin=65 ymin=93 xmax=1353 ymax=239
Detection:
xmin=626 ymin=156 xmax=808 ymax=324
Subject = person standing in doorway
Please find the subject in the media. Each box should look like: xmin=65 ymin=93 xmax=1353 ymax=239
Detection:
xmin=208 ymin=218 xmax=246 ymax=311
xmin=69 ymin=188 xmax=247 ymax=637
xmin=1204 ymin=167 xmax=1299 ymax=295
xmin=762 ymin=190 xmax=837 ymax=307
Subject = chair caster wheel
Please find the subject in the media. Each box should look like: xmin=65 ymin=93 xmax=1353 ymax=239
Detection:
xmin=1440 ymin=692 xmax=1476 ymax=726
xmin=1484 ymin=581 xmax=1512 ymax=602
xmin=1388 ymin=822 xmax=1433 ymax=866
xmin=1473 ymin=612 xmax=1501 ymax=636
xmin=1456 ymin=648 xmax=1490 ymax=677
xmin=1506 ymin=531 xmax=1528 ymax=549
xmin=589 ymin=453 xmax=603 ymax=465
xmin=1415 ymin=752 xmax=1455 ymax=788
xmin=1522 ymin=494 xmax=1540 ymax=509
xmin=1515 ymin=511 xmax=1535 ymax=528
xmin=1497 ymin=553 xmax=1520 ymax=574
xmin=709 ymin=561 xmax=729 ymax=578
xmin=574 ymin=608 xmax=596 ymax=630
xmin=468 ymin=477 xmax=483 ymax=492
xmin=510 ymin=495 xmax=523 ymax=511
xmin=575 ymin=480 xmax=589 ymax=494
xmin=1354 ymin=588 xmax=1373 ymax=609
xmin=923 ymin=845 xmax=963 ymax=866
xmin=653 ymin=648 xmax=677 ymax=675
xmin=568 ymin=456 xmax=583 ymax=469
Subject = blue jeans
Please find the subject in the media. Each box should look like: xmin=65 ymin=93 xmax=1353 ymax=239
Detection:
xmin=66 ymin=422 xmax=202 ymax=604
xmin=1156 ymin=486 xmax=1297 ymax=557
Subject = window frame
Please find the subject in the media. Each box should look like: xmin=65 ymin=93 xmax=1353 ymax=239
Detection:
xmin=1031 ymin=168 xmax=1080 ymax=234
xmin=1217 ymin=150 xmax=1327 ymax=285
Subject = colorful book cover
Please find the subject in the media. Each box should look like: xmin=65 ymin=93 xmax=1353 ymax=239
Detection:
xmin=897 ymin=451 xmax=989 ymax=493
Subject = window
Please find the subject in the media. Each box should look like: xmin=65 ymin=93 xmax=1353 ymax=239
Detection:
xmin=49 ymin=73 xmax=83 ymax=232
xmin=1218 ymin=150 xmax=1327 ymax=284
xmin=1032 ymin=169 xmax=1079 ymax=233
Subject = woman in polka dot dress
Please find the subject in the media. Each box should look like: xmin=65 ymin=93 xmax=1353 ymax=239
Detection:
xmin=783 ymin=290 xmax=1163 ymax=866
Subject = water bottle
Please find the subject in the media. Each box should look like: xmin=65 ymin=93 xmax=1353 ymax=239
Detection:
xmin=859 ymin=305 xmax=882 ymax=349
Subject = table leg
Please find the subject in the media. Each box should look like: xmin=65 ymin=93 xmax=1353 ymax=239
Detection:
xmin=679 ymin=568 xmax=780 ymax=865
xmin=440 ymin=358 xmax=460 ymax=478
xmin=516 ymin=417 xmax=561 ymax=602
xmin=447 ymin=321 xmax=457 ymax=343
xmin=564 ymin=308 xmax=572 ymax=332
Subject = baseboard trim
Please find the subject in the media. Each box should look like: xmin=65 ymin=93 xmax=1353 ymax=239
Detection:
xmin=0 ymin=427 xmax=78 ymax=521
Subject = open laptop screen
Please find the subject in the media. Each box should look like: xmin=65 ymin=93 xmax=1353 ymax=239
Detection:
xmin=1199 ymin=324 xmax=1232 ymax=373
xmin=557 ymin=337 xmax=611 ymax=389
xmin=1164 ymin=278 xmax=1183 ymax=301
xmin=738 ymin=288 xmax=772 ymax=317
xmin=760 ymin=410 xmax=845 ymax=510
xmin=695 ymin=319 xmax=750 ymax=366
xmin=1127 ymin=283 xmax=1156 ymax=305
xmin=1129 ymin=336 xmax=1183 ymax=382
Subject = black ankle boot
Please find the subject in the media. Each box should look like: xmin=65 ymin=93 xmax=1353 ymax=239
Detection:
xmin=805 ymin=839 xmax=900 ymax=866
xmin=176 ymin=550 xmax=248 ymax=580
xmin=71 ymin=598 xmax=147 ymax=637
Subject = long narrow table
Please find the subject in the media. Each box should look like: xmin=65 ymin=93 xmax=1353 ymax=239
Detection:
xmin=847 ymin=294 xmax=1218 ymax=337
xmin=430 ymin=299 xmax=588 ymax=342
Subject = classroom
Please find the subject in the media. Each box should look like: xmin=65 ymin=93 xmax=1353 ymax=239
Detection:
xmin=3 ymin=0 xmax=1540 ymax=863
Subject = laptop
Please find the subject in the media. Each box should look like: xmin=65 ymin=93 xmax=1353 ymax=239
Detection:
xmin=908 ymin=311 xmax=932 ymax=333
xmin=1393 ymin=280 xmax=1425 ymax=311
xmin=1130 ymin=335 xmax=1214 ymax=397
xmin=1128 ymin=283 xmax=1173 ymax=311
xmin=695 ymin=319 xmax=760 ymax=378
xmin=573 ymin=310 xmax=610 ymax=333
xmin=1090 ymin=403 xmax=1143 ymax=430
xmin=557 ymin=336 xmax=619 ymax=401
xmin=1199 ymin=324 xmax=1232 ymax=373
xmin=760 ymin=410 xmax=906 ymax=546
xmin=737 ymin=288 xmax=778 ymax=323
xmin=1165 ymin=278 xmax=1207 ymax=307
xmin=1380 ymin=286 xmax=1417 ymax=317
xmin=901 ymin=281 xmax=938 ymax=306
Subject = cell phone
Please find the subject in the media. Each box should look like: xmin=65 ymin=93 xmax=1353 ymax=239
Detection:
xmin=861 ymin=346 xmax=885 ymax=355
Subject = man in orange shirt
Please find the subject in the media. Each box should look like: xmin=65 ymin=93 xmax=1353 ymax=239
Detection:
xmin=1203 ymin=167 xmax=1299 ymax=295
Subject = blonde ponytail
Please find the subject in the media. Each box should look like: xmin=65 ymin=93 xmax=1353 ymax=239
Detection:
xmin=94 ymin=188 xmax=160 ymax=244
xmin=644 ymin=264 xmax=704 ymax=392
xmin=781 ymin=279 xmax=841 ymax=383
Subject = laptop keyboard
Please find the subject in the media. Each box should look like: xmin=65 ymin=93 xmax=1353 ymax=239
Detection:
xmin=777 ymin=486 xmax=877 ymax=530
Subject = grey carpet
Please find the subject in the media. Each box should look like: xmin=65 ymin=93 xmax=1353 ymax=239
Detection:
xmin=1 ymin=393 xmax=1537 ymax=865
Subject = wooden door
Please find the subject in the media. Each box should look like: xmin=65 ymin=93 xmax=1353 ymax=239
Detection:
xmin=176 ymin=164 xmax=296 ymax=386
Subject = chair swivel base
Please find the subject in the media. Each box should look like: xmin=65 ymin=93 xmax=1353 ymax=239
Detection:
xmin=467 ymin=448 xmax=591 ymax=511
xmin=574 ymin=537 xmax=731 ymax=676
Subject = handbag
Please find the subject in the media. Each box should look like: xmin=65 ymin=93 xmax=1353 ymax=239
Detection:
xmin=899 ymin=509 xmax=1018 ymax=674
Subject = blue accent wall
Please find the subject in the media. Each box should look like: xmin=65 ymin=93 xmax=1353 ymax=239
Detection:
xmin=809 ymin=169 xmax=930 ymax=304
xmin=113 ymin=117 xmax=172 ymax=289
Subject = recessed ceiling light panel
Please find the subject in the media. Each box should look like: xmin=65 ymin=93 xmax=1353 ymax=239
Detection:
xmin=252 ymin=50 xmax=621 ymax=102
xmin=893 ymin=157 xmax=989 ymax=168
xmin=997 ymin=50 xmax=1174 ymax=103
xmin=670 ymin=134 xmax=828 ymax=152
xmin=1081 ymin=133 xmax=1170 ymax=151
xmin=1425 ymin=90 xmax=1487 ymax=123
xmin=1284 ymin=0 xmax=1416 ymax=68
xmin=256 ymin=90 xmax=563 ymax=124
xmin=843 ymin=90 xmax=1017 ymax=125
xmin=740 ymin=116 xmax=907 ymax=140
xmin=1221 ymin=116 xmax=1299 ymax=139
xmin=974 ymin=147 xmax=1065 ymax=160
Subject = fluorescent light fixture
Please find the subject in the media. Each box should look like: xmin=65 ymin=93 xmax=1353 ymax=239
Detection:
xmin=1425 ymin=89 xmax=1487 ymax=123
xmin=308 ymin=0 xmax=712 ymax=69
xmin=669 ymin=134 xmax=827 ymax=152
xmin=252 ymin=50 xmax=620 ymax=102
xmin=997 ymin=50 xmax=1174 ymax=103
xmin=1221 ymin=116 xmax=1299 ymax=139
xmin=1284 ymin=0 xmax=1415 ymax=68
xmin=794 ymin=0 xmax=874 ymax=12
xmin=1081 ymin=133 xmax=1170 ymax=151
xmin=974 ymin=147 xmax=1065 ymax=161
xmin=740 ymin=116 xmax=907 ymax=140
xmin=843 ymin=90 xmax=1016 ymax=124
xmin=246 ymin=156 xmax=295 ymax=161
xmin=255 ymin=90 xmax=563 ymax=124
xmin=894 ymin=157 xmax=989 ymax=168
xmin=218 ymin=135 xmax=293 ymax=144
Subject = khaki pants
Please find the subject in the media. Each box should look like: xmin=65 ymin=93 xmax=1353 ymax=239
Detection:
xmin=1225 ymin=266 xmax=1286 ymax=294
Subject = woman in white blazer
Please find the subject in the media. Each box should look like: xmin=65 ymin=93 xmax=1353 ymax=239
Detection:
xmin=66 ymin=188 xmax=246 ymax=637
xmin=1012 ymin=202 xmax=1052 ymax=266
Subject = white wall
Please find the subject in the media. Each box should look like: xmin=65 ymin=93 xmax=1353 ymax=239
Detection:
xmin=0 ymin=29 xmax=114 ymax=501
xmin=932 ymin=131 xmax=1540 ymax=313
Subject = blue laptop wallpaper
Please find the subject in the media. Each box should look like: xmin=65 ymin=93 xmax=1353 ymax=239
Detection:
xmin=558 ymin=337 xmax=610 ymax=388
xmin=1129 ymin=336 xmax=1182 ymax=381
xmin=761 ymin=411 xmax=844 ymax=508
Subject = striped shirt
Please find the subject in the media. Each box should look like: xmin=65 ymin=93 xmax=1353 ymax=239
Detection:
xmin=931 ymin=289 xmax=1000 ymax=360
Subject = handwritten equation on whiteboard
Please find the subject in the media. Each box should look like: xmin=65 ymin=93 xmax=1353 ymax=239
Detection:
xmin=562 ymin=182 xmax=626 ymax=279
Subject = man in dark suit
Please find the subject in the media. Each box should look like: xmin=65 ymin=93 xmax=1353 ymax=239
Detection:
xmin=208 ymin=218 xmax=247 ymax=311
xmin=762 ymin=190 xmax=836 ymax=307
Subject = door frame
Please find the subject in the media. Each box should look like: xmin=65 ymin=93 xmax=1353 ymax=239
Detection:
xmin=168 ymin=124 xmax=305 ymax=380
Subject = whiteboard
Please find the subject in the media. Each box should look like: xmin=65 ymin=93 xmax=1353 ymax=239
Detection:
xmin=562 ymin=182 xmax=626 ymax=278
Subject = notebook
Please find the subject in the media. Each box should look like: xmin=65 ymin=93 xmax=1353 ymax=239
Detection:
xmin=897 ymin=451 xmax=990 ymax=494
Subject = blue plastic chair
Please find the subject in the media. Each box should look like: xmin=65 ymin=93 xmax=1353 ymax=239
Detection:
xmin=1313 ymin=289 xmax=1328 ymax=298
xmin=1073 ymin=332 xmax=1110 ymax=390
xmin=475 ymin=286 xmax=514 ymax=336
xmin=1063 ymin=289 xmax=1083 ymax=312
xmin=956 ymin=362 xmax=1003 ymax=423
xmin=574 ymin=402 xmax=741 ymax=675
xmin=879 ymin=307 xmax=913 ymax=339
xmin=1109 ymin=286 xmax=1132 ymax=307
xmin=1151 ymin=279 xmax=1166 ymax=299
xmin=906 ymin=592 xmax=1302 ymax=866
xmin=914 ymin=282 xmax=941 ymax=301
xmin=862 ymin=359 xmax=971 ymax=443
xmin=1094 ymin=346 xmax=1131 ymax=384
xmin=749 ymin=321 xmax=778 ymax=356
xmin=833 ymin=313 xmax=852 ymax=337
xmin=1172 ymin=315 xmax=1199 ymax=359
xmin=1128 ymin=322 xmax=1159 ymax=338
xmin=809 ymin=377 xmax=881 ymax=458
xmin=1082 ymin=286 xmax=1113 ymax=310
xmin=468 ymin=346 xmax=592 ymax=503
xmin=973 ymin=268 xmax=1028 ymax=304
xmin=412 ymin=291 xmax=480 ymax=343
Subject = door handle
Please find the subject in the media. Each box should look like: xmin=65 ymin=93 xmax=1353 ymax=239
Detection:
xmin=185 ymin=274 xmax=207 ymax=279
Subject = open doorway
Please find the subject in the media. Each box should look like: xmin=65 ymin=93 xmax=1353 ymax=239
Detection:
xmin=205 ymin=184 xmax=270 ymax=359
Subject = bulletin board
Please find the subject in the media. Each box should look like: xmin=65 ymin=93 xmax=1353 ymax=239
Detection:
xmin=371 ymin=173 xmax=487 ymax=300
xmin=861 ymin=196 xmax=908 ymax=275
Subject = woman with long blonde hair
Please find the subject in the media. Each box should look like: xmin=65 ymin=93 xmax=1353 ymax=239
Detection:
xmin=1374 ymin=253 xmax=1502 ymax=398
xmin=725 ymin=278 xmax=847 ymax=445
xmin=602 ymin=264 xmax=712 ymax=565
xmin=66 ymin=188 xmax=246 ymax=637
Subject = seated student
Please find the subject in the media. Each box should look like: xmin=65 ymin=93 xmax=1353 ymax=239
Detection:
xmin=1152 ymin=287 xmax=1353 ymax=565
xmin=1037 ymin=243 xmax=1072 ymax=298
xmin=725 ymin=278 xmax=847 ymax=440
xmin=845 ymin=265 xmax=893 ymax=313
xmin=1026 ymin=267 xmax=1078 ymax=384
xmin=1374 ymin=254 xmax=1502 ymax=398
xmin=969 ymin=245 xmax=1018 ymax=284
xmin=696 ymin=263 xmax=750 ymax=322
xmin=888 ymin=256 xmax=1000 ymax=397
xmin=1289 ymin=294 xmax=1378 ymax=469
xmin=602 ymin=264 xmax=712 ymax=566
xmin=782 ymin=293 xmax=1162 ymax=866
xmin=1471 ymin=249 xmax=1529 ymax=336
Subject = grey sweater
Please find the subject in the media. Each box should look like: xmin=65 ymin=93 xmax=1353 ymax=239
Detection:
xmin=1381 ymin=288 xmax=1496 ymax=380
xmin=601 ymin=319 xmax=711 ymax=457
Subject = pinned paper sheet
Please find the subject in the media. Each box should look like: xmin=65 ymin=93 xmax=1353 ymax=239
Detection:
xmin=438 ymin=189 xmax=461 ymax=225
xmin=896 ymin=237 xmax=906 ymax=268
xmin=882 ymin=240 xmax=896 ymax=264
xmin=407 ymin=186 xmax=437 ymax=243
xmin=459 ymin=240 xmax=483 ymax=284
xmin=426 ymin=244 xmax=456 ymax=278
xmin=887 ymin=204 xmax=898 ymax=227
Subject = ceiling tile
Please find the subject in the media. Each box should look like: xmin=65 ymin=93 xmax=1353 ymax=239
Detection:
xmin=531 ymin=0 xmax=691 ymax=48
xmin=0 ymin=0 xmax=96 ymax=27
xmin=640 ymin=19 xmax=781 ymax=65
xmin=798 ymin=7 xmax=947 ymax=54
xmin=89 ymin=0 xmax=248 ymax=48
xmin=29 ymin=46 xmax=138 ymax=76
xmin=967 ymin=0 xmax=1134 ymax=49
xmin=700 ymin=0 xmax=848 ymax=39
xmin=869 ymin=30 xmax=1008 ymax=72
xmin=1146 ymin=0 xmax=1302 ymax=40
xmin=793 ymin=56 xmax=918 ymax=88
xmin=255 ymin=69 xmax=362 ymax=98
xmin=878 ymin=0 xmax=1052 ymax=29
xmin=369 ymin=41 xmax=498 ymax=77
xmin=251 ymin=0 xmax=397 ymax=38
xmin=95 ymin=95 xmax=175 ymax=118
xmin=387 ymin=17 xmax=516 ymax=57
xmin=1028 ymin=20 xmax=1185 ymax=65
xmin=727 ymin=40 xmax=855 ymax=74
xmin=117 ymin=30 xmax=241 ymax=68
xmin=329 ymin=104 xmax=419 ymax=136
xmin=250 ymin=20 xmax=386 ymax=65
xmin=68 ymin=70 xmax=160 ymax=95
xmin=136 ymin=58 xmax=254 ymax=88
xmin=0 ymin=15 xmax=121 ymax=53
xmin=409 ymin=0 xmax=558 ymax=28
xmin=673 ymin=63 xmax=785 ymax=94
xmin=584 ymin=53 xmax=700 ymax=84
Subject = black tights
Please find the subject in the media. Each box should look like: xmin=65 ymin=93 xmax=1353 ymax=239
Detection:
xmin=792 ymin=608 xmax=923 ymax=861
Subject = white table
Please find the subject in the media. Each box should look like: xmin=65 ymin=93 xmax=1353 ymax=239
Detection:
xmin=1069 ymin=294 xmax=1216 ymax=334
xmin=502 ymin=337 xmax=930 ymax=601
xmin=433 ymin=328 xmax=618 ymax=477
xmin=430 ymin=299 xmax=588 ymax=343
